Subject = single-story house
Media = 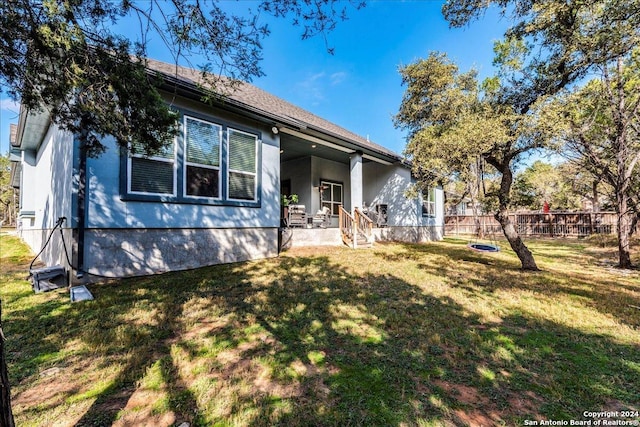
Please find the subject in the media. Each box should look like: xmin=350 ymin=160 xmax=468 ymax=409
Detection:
xmin=10 ymin=58 xmax=444 ymax=282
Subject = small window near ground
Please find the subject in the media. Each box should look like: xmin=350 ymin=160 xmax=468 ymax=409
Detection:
xmin=422 ymin=187 xmax=436 ymax=217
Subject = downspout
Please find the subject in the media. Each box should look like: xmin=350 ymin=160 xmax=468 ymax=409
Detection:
xmin=72 ymin=136 xmax=87 ymax=281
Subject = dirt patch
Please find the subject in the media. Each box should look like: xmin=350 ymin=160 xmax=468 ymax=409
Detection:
xmin=113 ymin=390 xmax=177 ymax=427
xmin=434 ymin=379 xmax=544 ymax=426
xmin=507 ymin=390 xmax=544 ymax=419
xmin=13 ymin=372 xmax=78 ymax=408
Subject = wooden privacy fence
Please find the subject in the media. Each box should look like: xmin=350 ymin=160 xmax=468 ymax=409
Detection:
xmin=445 ymin=212 xmax=619 ymax=237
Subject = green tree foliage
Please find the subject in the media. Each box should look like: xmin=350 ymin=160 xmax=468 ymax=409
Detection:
xmin=0 ymin=154 xmax=17 ymax=227
xmin=512 ymin=160 xmax=583 ymax=211
xmin=442 ymin=0 xmax=640 ymax=267
xmin=395 ymin=52 xmax=556 ymax=270
xmin=556 ymin=162 xmax=612 ymax=211
xmin=0 ymin=0 xmax=364 ymax=157
xmin=559 ymin=55 xmax=640 ymax=266
xmin=443 ymin=0 xmax=640 ymax=112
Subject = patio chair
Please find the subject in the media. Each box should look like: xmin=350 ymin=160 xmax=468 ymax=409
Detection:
xmin=312 ymin=206 xmax=331 ymax=228
xmin=288 ymin=204 xmax=307 ymax=228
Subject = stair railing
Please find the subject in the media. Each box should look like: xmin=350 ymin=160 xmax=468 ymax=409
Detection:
xmin=339 ymin=206 xmax=355 ymax=248
xmin=354 ymin=208 xmax=374 ymax=245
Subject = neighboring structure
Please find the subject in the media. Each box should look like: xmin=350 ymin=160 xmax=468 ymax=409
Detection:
xmin=444 ymin=190 xmax=486 ymax=216
xmin=10 ymin=58 xmax=444 ymax=282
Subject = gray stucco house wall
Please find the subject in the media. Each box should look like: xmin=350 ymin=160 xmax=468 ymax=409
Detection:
xmin=15 ymin=120 xmax=75 ymax=271
xmin=11 ymin=58 xmax=444 ymax=282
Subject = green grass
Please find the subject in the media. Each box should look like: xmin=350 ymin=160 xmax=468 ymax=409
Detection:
xmin=1 ymin=233 xmax=639 ymax=426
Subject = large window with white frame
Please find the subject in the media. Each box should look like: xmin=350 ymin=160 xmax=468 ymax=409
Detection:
xmin=422 ymin=187 xmax=436 ymax=217
xmin=227 ymin=128 xmax=258 ymax=201
xmin=128 ymin=139 xmax=176 ymax=196
xmin=320 ymin=180 xmax=343 ymax=215
xmin=124 ymin=110 xmax=261 ymax=206
xmin=184 ymin=116 xmax=222 ymax=199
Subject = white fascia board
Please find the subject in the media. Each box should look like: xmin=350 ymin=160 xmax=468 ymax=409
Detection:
xmin=362 ymin=154 xmax=393 ymax=165
xmin=279 ymin=127 xmax=354 ymax=154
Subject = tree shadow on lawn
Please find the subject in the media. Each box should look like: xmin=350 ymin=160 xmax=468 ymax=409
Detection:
xmin=186 ymin=254 xmax=640 ymax=425
xmin=6 ymin=251 xmax=640 ymax=426
xmin=7 ymin=270 xmax=207 ymax=426
xmin=390 ymin=240 xmax=640 ymax=330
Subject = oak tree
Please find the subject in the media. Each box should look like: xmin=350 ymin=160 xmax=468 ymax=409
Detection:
xmin=559 ymin=56 xmax=640 ymax=266
xmin=442 ymin=0 xmax=640 ymax=268
xmin=395 ymin=52 xmax=558 ymax=270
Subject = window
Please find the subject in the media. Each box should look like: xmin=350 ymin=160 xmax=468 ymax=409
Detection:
xmin=422 ymin=187 xmax=436 ymax=217
xmin=227 ymin=129 xmax=258 ymax=200
xmin=124 ymin=110 xmax=261 ymax=206
xmin=184 ymin=116 xmax=222 ymax=199
xmin=128 ymin=139 xmax=176 ymax=196
xmin=320 ymin=180 xmax=343 ymax=215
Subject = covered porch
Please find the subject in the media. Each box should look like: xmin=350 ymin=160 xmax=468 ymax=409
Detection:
xmin=279 ymin=127 xmax=394 ymax=230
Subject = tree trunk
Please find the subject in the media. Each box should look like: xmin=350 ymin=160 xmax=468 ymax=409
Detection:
xmin=489 ymin=156 xmax=540 ymax=271
xmin=496 ymin=209 xmax=540 ymax=271
xmin=616 ymin=195 xmax=633 ymax=269
xmin=612 ymin=57 xmax=633 ymax=269
xmin=0 ymin=302 xmax=15 ymax=427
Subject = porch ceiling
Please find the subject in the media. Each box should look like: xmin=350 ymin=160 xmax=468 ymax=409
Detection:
xmin=280 ymin=134 xmax=358 ymax=164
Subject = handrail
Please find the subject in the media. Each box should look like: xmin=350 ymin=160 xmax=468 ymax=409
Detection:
xmin=339 ymin=206 xmax=355 ymax=247
xmin=354 ymin=208 xmax=374 ymax=244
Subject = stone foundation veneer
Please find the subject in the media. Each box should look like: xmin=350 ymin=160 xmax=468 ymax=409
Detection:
xmin=83 ymin=227 xmax=278 ymax=279
xmin=373 ymin=226 xmax=444 ymax=243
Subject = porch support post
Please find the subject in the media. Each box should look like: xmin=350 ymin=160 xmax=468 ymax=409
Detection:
xmin=350 ymin=150 xmax=363 ymax=214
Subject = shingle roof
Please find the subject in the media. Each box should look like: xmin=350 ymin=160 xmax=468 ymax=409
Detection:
xmin=144 ymin=58 xmax=402 ymax=161
xmin=10 ymin=124 xmax=18 ymax=147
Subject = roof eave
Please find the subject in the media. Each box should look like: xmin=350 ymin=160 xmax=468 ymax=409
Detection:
xmin=153 ymin=70 xmax=403 ymax=164
xmin=154 ymin=72 xmax=306 ymax=130
xmin=303 ymin=123 xmax=402 ymax=163
xmin=16 ymin=104 xmax=51 ymax=152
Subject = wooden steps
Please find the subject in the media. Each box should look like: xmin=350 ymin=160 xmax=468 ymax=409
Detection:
xmin=338 ymin=206 xmax=374 ymax=249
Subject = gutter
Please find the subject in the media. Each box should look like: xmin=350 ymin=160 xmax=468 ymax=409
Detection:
xmin=71 ymin=135 xmax=87 ymax=281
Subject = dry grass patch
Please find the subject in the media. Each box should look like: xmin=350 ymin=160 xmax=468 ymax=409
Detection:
xmin=1 ymin=233 xmax=639 ymax=426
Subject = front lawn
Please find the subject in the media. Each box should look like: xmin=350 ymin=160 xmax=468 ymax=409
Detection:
xmin=1 ymin=233 xmax=639 ymax=426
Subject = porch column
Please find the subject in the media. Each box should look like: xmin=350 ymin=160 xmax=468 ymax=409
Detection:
xmin=350 ymin=150 xmax=363 ymax=213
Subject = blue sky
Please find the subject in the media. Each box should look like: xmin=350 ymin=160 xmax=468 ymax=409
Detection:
xmin=0 ymin=1 xmax=509 ymax=156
